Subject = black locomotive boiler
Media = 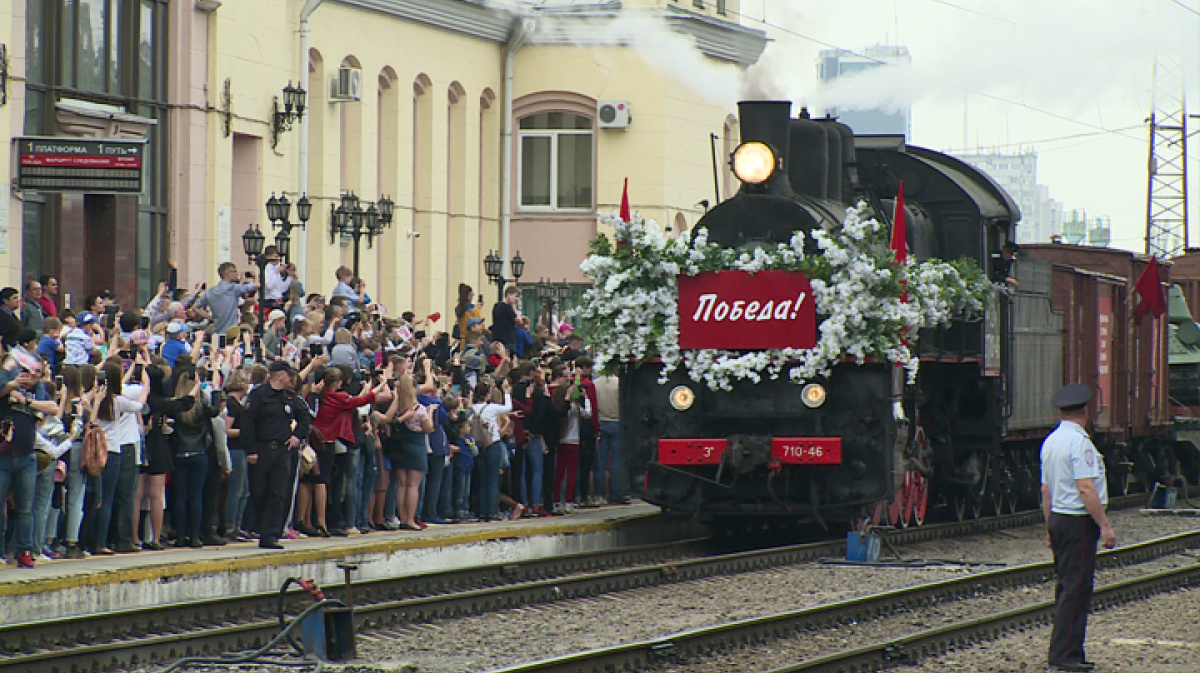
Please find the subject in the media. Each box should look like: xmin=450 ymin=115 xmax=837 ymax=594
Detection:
xmin=619 ymin=100 xmax=1142 ymax=530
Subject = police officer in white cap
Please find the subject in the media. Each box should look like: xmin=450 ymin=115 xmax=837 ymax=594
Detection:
xmin=1040 ymin=382 xmax=1116 ymax=672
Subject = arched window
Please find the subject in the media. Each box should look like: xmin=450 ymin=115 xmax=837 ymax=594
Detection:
xmin=518 ymin=112 xmax=593 ymax=211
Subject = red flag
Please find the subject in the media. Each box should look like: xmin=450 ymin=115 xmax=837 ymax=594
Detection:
xmin=1133 ymin=256 xmax=1166 ymax=323
xmin=619 ymin=177 xmax=631 ymax=223
xmin=890 ymin=180 xmax=906 ymax=265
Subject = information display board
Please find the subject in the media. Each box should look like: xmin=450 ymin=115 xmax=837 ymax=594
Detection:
xmin=15 ymin=137 xmax=145 ymax=193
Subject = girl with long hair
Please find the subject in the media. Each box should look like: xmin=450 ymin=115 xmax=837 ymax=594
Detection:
xmin=57 ymin=365 xmax=90 ymax=558
xmin=167 ymin=367 xmax=219 ymax=547
xmin=222 ymin=370 xmax=253 ymax=540
xmin=137 ymin=364 xmax=197 ymax=550
xmin=471 ymin=376 xmax=513 ymax=520
xmin=550 ymin=366 xmax=590 ymax=514
xmin=374 ymin=374 xmax=432 ymax=530
xmin=91 ymin=358 xmax=150 ymax=554
xmin=454 ymin=283 xmax=484 ymax=340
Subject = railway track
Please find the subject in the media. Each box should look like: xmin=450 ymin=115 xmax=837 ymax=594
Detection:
xmin=0 ymin=490 xmax=1184 ymax=673
xmin=490 ymin=529 xmax=1200 ymax=673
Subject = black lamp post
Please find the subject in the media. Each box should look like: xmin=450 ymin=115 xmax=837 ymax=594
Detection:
xmin=264 ymin=192 xmax=311 ymax=263
xmin=483 ymin=250 xmax=525 ymax=294
xmin=329 ymin=191 xmax=394 ymax=276
xmin=242 ymin=222 xmax=269 ymax=283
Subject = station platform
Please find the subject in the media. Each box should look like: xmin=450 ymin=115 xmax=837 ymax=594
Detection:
xmin=0 ymin=502 xmax=696 ymax=625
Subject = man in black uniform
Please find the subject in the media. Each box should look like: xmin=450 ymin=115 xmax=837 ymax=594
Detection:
xmin=244 ymin=361 xmax=310 ymax=549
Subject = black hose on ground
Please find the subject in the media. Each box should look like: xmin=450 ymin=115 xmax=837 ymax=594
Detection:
xmin=157 ymin=594 xmax=345 ymax=673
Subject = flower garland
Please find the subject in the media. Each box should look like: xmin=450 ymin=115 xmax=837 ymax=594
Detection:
xmin=576 ymin=203 xmax=995 ymax=391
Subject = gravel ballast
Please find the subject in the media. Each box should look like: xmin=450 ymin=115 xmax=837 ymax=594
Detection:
xmin=349 ymin=509 xmax=1199 ymax=673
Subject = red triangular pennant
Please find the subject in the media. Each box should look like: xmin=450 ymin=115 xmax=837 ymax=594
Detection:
xmin=619 ymin=178 xmax=631 ymax=223
xmin=890 ymin=180 xmax=906 ymax=265
xmin=1133 ymin=255 xmax=1166 ymax=323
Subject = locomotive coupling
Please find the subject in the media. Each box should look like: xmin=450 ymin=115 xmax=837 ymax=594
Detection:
xmin=726 ymin=435 xmax=772 ymax=474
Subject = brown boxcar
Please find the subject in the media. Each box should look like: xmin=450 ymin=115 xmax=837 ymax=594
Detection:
xmin=1019 ymin=244 xmax=1171 ymax=449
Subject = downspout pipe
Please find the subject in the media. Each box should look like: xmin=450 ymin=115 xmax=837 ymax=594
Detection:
xmin=297 ymin=0 xmax=323 ymax=280
xmin=500 ymin=18 xmax=533 ymax=282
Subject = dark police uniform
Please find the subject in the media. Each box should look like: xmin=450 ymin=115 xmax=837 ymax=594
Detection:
xmin=243 ymin=362 xmax=310 ymax=548
xmin=1040 ymin=383 xmax=1107 ymax=671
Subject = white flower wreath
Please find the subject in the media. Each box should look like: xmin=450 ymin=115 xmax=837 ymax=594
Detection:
xmin=575 ymin=203 xmax=996 ymax=392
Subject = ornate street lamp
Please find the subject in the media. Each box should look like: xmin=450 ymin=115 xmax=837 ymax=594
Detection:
xmin=328 ymin=191 xmax=391 ymax=276
xmin=261 ymin=192 xmax=310 ymax=263
xmin=270 ymin=81 xmax=308 ymax=149
xmin=378 ymin=195 xmax=394 ymax=226
xmin=483 ymin=250 xmax=524 ymax=294
xmin=274 ymin=228 xmax=291 ymax=261
xmin=242 ymin=223 xmax=265 ymax=261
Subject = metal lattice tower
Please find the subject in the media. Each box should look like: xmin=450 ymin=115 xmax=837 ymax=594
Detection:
xmin=1146 ymin=54 xmax=1187 ymax=259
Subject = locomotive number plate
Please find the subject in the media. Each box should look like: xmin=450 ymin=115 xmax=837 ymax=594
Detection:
xmin=771 ymin=438 xmax=842 ymax=465
xmin=658 ymin=439 xmax=728 ymax=466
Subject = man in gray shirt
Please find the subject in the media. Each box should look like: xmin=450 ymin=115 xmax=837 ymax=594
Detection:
xmin=196 ymin=262 xmax=259 ymax=334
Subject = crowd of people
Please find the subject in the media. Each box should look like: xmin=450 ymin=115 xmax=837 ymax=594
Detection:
xmin=0 ymin=251 xmax=625 ymax=567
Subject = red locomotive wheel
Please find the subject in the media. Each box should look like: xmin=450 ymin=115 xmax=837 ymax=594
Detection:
xmin=907 ymin=471 xmax=929 ymax=525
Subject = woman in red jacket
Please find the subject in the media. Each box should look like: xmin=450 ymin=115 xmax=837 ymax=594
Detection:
xmin=304 ymin=366 xmax=388 ymax=536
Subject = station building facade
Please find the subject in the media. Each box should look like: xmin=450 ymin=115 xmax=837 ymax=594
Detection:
xmin=2 ymin=0 xmax=764 ymax=323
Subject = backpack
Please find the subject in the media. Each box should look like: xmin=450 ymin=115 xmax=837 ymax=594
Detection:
xmin=470 ymin=408 xmax=496 ymax=449
xmin=81 ymin=423 xmax=108 ymax=477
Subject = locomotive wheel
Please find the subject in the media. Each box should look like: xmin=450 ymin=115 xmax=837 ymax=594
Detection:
xmin=906 ymin=471 xmax=929 ymax=525
xmin=953 ymin=495 xmax=968 ymax=522
xmin=887 ymin=485 xmax=908 ymax=528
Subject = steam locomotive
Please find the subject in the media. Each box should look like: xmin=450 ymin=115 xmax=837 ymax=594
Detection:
xmin=620 ymin=100 xmax=1192 ymax=530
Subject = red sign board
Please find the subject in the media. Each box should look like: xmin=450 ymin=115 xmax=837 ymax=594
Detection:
xmin=658 ymin=439 xmax=727 ymax=466
xmin=677 ymin=270 xmax=817 ymax=350
xmin=771 ymin=437 xmax=842 ymax=465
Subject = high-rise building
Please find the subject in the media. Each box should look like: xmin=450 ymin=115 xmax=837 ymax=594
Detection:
xmin=954 ymin=151 xmax=1063 ymax=244
xmin=816 ymin=45 xmax=912 ymax=137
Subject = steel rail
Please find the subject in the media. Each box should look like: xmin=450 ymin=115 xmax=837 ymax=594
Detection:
xmin=0 ymin=536 xmax=711 ymax=669
xmin=1 ymin=489 xmax=1185 ymax=673
xmin=486 ymin=529 xmax=1200 ymax=673
xmin=762 ymin=565 xmax=1200 ymax=672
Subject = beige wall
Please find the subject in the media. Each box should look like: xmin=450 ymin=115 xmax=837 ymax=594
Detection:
xmin=293 ymin=4 xmax=505 ymax=328
xmin=511 ymin=45 xmax=742 ymax=282
xmin=2 ymin=1 xmax=21 ymax=287
xmin=157 ymin=0 xmax=748 ymax=326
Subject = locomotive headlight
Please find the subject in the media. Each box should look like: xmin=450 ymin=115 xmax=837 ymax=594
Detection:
xmin=669 ymin=385 xmax=696 ymax=411
xmin=731 ymin=142 xmax=776 ymax=185
xmin=801 ymin=383 xmax=827 ymax=409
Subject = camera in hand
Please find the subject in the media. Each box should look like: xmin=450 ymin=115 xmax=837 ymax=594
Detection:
xmin=96 ymin=370 xmax=107 ymax=384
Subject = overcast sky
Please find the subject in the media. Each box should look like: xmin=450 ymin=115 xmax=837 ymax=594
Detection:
xmin=730 ymin=0 xmax=1199 ymax=253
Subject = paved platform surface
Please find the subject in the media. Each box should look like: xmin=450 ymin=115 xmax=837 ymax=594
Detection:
xmin=0 ymin=502 xmax=691 ymax=624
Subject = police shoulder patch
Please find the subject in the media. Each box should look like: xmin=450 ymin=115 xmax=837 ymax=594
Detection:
xmin=1084 ymin=448 xmax=1094 ymax=467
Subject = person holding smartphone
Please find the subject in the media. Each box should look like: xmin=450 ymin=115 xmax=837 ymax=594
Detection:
xmin=0 ymin=350 xmax=58 ymax=567
xmin=195 ymin=261 xmax=259 ymax=334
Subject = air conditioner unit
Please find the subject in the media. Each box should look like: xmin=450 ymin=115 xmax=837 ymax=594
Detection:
xmin=597 ymin=100 xmax=631 ymax=129
xmin=330 ymin=67 xmax=363 ymax=102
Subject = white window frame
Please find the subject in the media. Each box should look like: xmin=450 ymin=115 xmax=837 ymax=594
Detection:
xmin=517 ymin=121 xmax=594 ymax=213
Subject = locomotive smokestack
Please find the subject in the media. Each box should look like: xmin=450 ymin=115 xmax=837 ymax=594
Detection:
xmin=735 ymin=100 xmax=794 ymax=197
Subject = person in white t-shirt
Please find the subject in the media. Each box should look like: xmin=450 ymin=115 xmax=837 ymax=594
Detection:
xmin=89 ymin=358 xmax=150 ymax=555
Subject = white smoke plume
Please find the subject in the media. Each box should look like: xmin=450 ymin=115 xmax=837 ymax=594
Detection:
xmin=529 ymin=10 xmax=742 ymax=108
xmin=744 ymin=0 xmax=1173 ymax=123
